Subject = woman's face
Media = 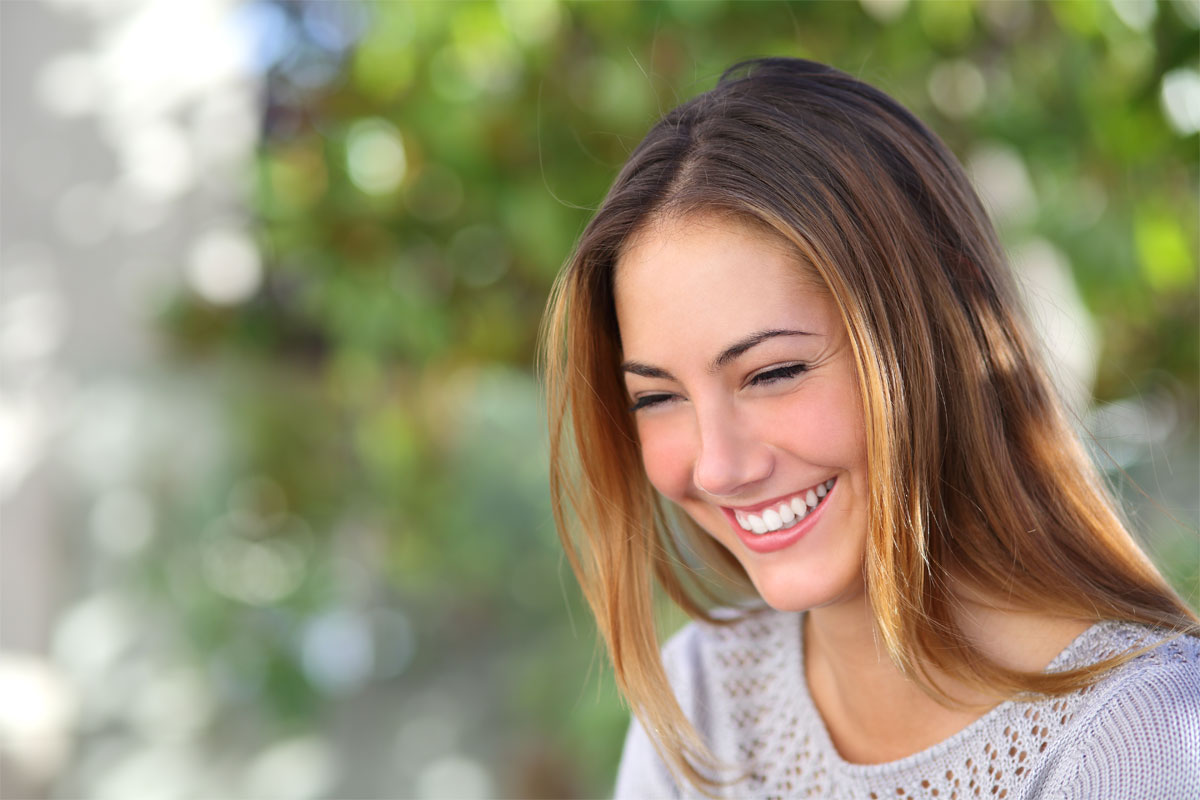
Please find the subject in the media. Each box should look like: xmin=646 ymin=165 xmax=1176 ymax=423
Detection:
xmin=614 ymin=214 xmax=870 ymax=613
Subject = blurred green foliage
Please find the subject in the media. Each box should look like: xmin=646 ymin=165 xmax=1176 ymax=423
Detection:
xmin=153 ymin=1 xmax=1197 ymax=796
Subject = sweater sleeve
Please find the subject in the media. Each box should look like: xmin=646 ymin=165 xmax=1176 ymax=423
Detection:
xmin=613 ymin=714 xmax=681 ymax=800
xmin=1043 ymin=658 xmax=1200 ymax=799
xmin=613 ymin=624 xmax=708 ymax=799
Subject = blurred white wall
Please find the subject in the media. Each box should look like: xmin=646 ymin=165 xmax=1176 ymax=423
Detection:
xmin=1 ymin=1 xmax=258 ymax=796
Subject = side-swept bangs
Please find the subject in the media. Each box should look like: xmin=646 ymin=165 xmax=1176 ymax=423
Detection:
xmin=540 ymin=57 xmax=1198 ymax=791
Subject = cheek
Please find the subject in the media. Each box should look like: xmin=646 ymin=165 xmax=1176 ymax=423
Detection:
xmin=804 ymin=415 xmax=864 ymax=466
xmin=636 ymin=421 xmax=695 ymax=500
xmin=779 ymin=385 xmax=866 ymax=467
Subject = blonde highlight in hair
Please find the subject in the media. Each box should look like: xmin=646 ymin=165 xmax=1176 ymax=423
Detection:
xmin=539 ymin=58 xmax=1197 ymax=789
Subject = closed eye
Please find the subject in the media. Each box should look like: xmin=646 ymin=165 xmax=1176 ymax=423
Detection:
xmin=749 ymin=362 xmax=808 ymax=387
xmin=629 ymin=393 xmax=676 ymax=413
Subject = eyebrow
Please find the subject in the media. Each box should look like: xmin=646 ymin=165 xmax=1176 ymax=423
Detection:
xmin=620 ymin=328 xmax=815 ymax=380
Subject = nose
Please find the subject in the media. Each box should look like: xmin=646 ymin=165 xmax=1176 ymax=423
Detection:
xmin=692 ymin=404 xmax=773 ymax=498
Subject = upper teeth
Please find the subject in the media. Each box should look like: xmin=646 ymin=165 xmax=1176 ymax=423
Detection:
xmin=734 ymin=479 xmax=836 ymax=535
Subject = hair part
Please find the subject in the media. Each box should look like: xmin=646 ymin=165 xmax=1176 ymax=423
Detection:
xmin=540 ymin=57 xmax=1198 ymax=791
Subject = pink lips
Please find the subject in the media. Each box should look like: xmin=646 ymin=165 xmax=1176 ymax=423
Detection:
xmin=722 ymin=480 xmax=836 ymax=554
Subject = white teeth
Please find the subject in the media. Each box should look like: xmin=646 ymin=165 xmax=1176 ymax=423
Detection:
xmin=735 ymin=480 xmax=835 ymax=536
xmin=791 ymin=496 xmax=808 ymax=519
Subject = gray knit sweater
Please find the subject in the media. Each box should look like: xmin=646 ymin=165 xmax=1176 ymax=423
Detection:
xmin=614 ymin=612 xmax=1200 ymax=799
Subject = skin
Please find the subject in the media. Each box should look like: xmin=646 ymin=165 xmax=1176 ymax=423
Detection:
xmin=615 ymin=213 xmax=870 ymax=616
xmin=614 ymin=213 xmax=1089 ymax=764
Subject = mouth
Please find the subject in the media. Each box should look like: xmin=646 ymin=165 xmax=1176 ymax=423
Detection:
xmin=726 ymin=478 xmax=836 ymax=535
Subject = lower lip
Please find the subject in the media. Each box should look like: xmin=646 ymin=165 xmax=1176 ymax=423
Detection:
xmin=726 ymin=482 xmax=836 ymax=554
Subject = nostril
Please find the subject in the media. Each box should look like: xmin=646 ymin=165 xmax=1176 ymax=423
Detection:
xmin=691 ymin=408 xmax=773 ymax=497
xmin=692 ymin=444 xmax=774 ymax=499
xmin=693 ymin=458 xmax=736 ymax=498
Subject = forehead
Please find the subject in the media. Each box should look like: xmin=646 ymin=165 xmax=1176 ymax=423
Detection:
xmin=614 ymin=214 xmax=834 ymax=355
xmin=616 ymin=213 xmax=829 ymax=301
xmin=618 ymin=213 xmax=811 ymax=284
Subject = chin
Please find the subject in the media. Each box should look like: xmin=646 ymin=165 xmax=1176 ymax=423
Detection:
xmin=744 ymin=560 xmax=866 ymax=614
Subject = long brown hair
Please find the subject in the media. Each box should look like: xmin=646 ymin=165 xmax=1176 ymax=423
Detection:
xmin=539 ymin=58 xmax=1197 ymax=790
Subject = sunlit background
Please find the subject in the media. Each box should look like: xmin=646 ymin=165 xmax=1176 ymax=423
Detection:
xmin=0 ymin=1 xmax=1196 ymax=798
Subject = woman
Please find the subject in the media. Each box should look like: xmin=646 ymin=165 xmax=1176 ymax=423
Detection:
xmin=540 ymin=58 xmax=1198 ymax=799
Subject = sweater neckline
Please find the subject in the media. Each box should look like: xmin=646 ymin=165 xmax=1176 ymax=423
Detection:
xmin=777 ymin=613 xmax=1113 ymax=776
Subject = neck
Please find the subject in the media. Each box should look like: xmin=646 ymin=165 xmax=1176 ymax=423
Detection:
xmin=801 ymin=593 xmax=1092 ymax=764
xmin=805 ymin=602 xmax=977 ymax=764
xmin=803 ymin=597 xmax=888 ymax=678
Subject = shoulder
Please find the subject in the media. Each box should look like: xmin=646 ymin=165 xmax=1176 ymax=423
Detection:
xmin=614 ymin=609 xmax=803 ymax=799
xmin=659 ymin=608 xmax=799 ymax=715
xmin=1042 ymin=625 xmax=1200 ymax=799
xmin=662 ymin=606 xmax=798 ymax=667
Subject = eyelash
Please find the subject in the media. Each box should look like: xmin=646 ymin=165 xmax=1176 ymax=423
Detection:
xmin=628 ymin=394 xmax=672 ymax=413
xmin=628 ymin=362 xmax=809 ymax=413
xmin=750 ymin=362 xmax=808 ymax=386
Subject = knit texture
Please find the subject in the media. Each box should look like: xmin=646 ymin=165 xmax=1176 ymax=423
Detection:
xmin=614 ymin=613 xmax=1200 ymax=799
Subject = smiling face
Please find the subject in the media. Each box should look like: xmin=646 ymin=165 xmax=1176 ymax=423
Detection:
xmin=614 ymin=213 xmax=870 ymax=613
